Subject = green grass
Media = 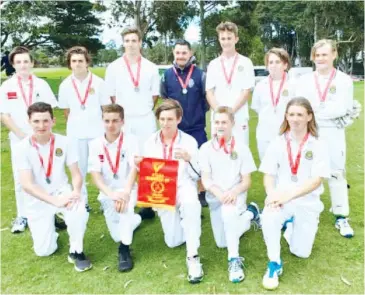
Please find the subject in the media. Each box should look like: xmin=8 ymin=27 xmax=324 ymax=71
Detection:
xmin=1 ymin=71 xmax=363 ymax=294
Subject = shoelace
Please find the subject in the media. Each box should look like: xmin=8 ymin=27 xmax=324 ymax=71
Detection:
xmin=228 ymin=257 xmax=244 ymax=272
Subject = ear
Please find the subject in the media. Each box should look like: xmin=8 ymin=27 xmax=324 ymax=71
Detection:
xmin=177 ymin=116 xmax=182 ymax=125
xmin=307 ymin=113 xmax=313 ymax=123
xmin=235 ymin=36 xmax=239 ymax=44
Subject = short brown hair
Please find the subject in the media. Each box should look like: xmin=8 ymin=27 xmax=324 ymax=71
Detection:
xmin=9 ymin=46 xmax=33 ymax=65
xmin=66 ymin=46 xmax=91 ymax=69
xmin=121 ymin=26 xmax=142 ymax=41
xmin=265 ymin=48 xmax=291 ymax=69
xmin=102 ymin=104 xmax=124 ymax=120
xmin=213 ymin=106 xmax=235 ymax=123
xmin=310 ymin=39 xmax=338 ymax=61
xmin=216 ymin=21 xmax=238 ymax=37
xmin=279 ymin=97 xmax=318 ymax=137
xmin=155 ymin=99 xmax=183 ymax=119
xmin=27 ymin=102 xmax=54 ymax=119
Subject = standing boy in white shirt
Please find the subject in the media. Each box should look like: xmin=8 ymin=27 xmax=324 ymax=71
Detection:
xmin=251 ymin=48 xmax=295 ymax=160
xmin=0 ymin=46 xmax=58 ymax=233
xmin=199 ymin=106 xmax=260 ymax=283
xmin=206 ymin=22 xmax=255 ymax=146
xmin=259 ymin=97 xmax=330 ymax=290
xmin=58 ymin=46 xmax=110 ymax=210
xmin=88 ymin=104 xmax=142 ymax=272
xmin=296 ymin=39 xmax=355 ymax=238
xmin=16 ymin=102 xmax=92 ymax=272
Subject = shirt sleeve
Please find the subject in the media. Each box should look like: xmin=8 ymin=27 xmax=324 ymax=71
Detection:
xmin=0 ymin=83 xmax=9 ymax=114
xmin=151 ymin=65 xmax=160 ymax=96
xmin=198 ymin=143 xmax=211 ymax=173
xmin=251 ymin=83 xmax=261 ymax=113
xmin=87 ymin=139 xmax=102 ymax=173
xmin=205 ymin=61 xmax=216 ymax=91
xmin=127 ymin=135 xmax=140 ymax=168
xmin=57 ymin=81 xmax=69 ymax=109
xmin=239 ymin=145 xmax=257 ymax=174
xmin=15 ymin=140 xmax=32 ymax=171
xmin=259 ymin=139 xmax=279 ymax=176
xmin=186 ymin=137 xmax=200 ymax=180
xmin=311 ymin=139 xmax=331 ymax=179
xmin=66 ymin=138 xmax=79 ymax=167
xmin=98 ymin=79 xmax=111 ymax=106
xmin=104 ymin=63 xmax=116 ymax=98
xmin=41 ymin=80 xmax=58 ymax=108
xmin=241 ymin=58 xmax=255 ymax=90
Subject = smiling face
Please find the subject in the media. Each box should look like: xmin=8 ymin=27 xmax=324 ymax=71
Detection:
xmin=218 ymin=30 xmax=239 ymax=54
xmin=213 ymin=112 xmax=234 ymax=139
xmin=285 ymin=104 xmax=312 ymax=133
xmin=158 ymin=109 xmax=181 ymax=136
xmin=173 ymin=44 xmax=192 ymax=68
xmin=29 ymin=111 xmax=55 ymax=137
xmin=313 ymin=43 xmax=337 ymax=72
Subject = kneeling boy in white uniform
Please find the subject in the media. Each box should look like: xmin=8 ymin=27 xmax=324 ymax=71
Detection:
xmin=16 ymin=102 xmax=92 ymax=272
xmin=88 ymin=104 xmax=141 ymax=272
xmin=199 ymin=106 xmax=260 ymax=283
xmin=259 ymin=97 xmax=330 ymax=290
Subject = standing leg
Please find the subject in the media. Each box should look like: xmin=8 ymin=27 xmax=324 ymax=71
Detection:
xmin=76 ymin=139 xmax=90 ymax=208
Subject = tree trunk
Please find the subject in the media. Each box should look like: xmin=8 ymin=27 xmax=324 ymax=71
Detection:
xmin=164 ymin=33 xmax=168 ymax=64
xmin=313 ymin=13 xmax=317 ymax=43
xmin=199 ymin=0 xmax=206 ymax=70
xmin=134 ymin=0 xmax=142 ymax=32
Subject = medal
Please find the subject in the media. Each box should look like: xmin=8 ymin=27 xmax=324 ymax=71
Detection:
xmin=172 ymin=64 xmax=194 ymax=95
xmin=31 ymin=134 xmax=55 ymax=185
xmin=17 ymin=75 xmax=33 ymax=107
xmin=269 ymin=72 xmax=286 ymax=110
xmin=230 ymin=150 xmax=238 ymax=160
xmin=124 ymin=55 xmax=141 ymax=91
xmin=314 ymin=68 xmax=336 ymax=106
xmin=72 ymin=73 xmax=93 ymax=110
xmin=220 ymin=53 xmax=239 ymax=90
xmin=286 ymin=132 xmax=309 ymax=183
xmin=160 ymin=130 xmax=178 ymax=160
xmin=103 ymin=133 xmax=124 ymax=179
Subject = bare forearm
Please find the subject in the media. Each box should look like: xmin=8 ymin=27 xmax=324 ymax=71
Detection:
xmin=124 ymin=168 xmax=138 ymax=193
xmin=71 ymin=173 xmax=82 ymax=193
xmin=263 ymin=174 xmax=276 ymax=195
xmin=206 ymin=90 xmax=219 ymax=111
xmin=91 ymin=172 xmax=113 ymax=198
xmin=22 ymin=183 xmax=55 ymax=206
xmin=1 ymin=114 xmax=26 ymax=138
xmin=290 ymin=177 xmax=322 ymax=200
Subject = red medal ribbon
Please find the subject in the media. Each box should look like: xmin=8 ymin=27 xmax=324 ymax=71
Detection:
xmin=286 ymin=132 xmax=310 ymax=175
xmin=160 ymin=130 xmax=178 ymax=160
xmin=213 ymin=136 xmax=235 ymax=154
xmin=72 ymin=74 xmax=93 ymax=107
xmin=172 ymin=64 xmax=194 ymax=91
xmin=17 ymin=75 xmax=33 ymax=107
xmin=314 ymin=68 xmax=336 ymax=102
xmin=123 ymin=55 xmax=141 ymax=88
xmin=220 ymin=53 xmax=239 ymax=86
xmin=269 ymin=72 xmax=286 ymax=108
xmin=103 ymin=133 xmax=124 ymax=175
xmin=31 ymin=134 xmax=55 ymax=181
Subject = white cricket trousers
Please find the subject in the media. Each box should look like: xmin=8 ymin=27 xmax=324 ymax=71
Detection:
xmin=156 ymin=183 xmax=201 ymax=258
xmin=318 ymin=127 xmax=349 ymax=216
xmin=261 ymin=199 xmax=324 ymax=263
xmin=10 ymin=137 xmax=26 ymax=218
xmin=123 ymin=112 xmax=157 ymax=152
xmin=257 ymin=139 xmax=271 ymax=161
xmin=99 ymin=189 xmax=141 ymax=245
xmin=76 ymin=138 xmax=92 ymax=204
xmin=25 ymin=184 xmax=89 ymax=256
xmin=205 ymin=192 xmax=253 ymax=259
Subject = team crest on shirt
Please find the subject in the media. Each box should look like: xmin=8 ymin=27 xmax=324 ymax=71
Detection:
xmin=188 ymin=78 xmax=195 ymax=88
xmin=238 ymin=65 xmax=244 ymax=72
xmin=55 ymin=148 xmax=63 ymax=157
xmin=305 ymin=150 xmax=313 ymax=160
xmin=329 ymin=85 xmax=336 ymax=94
xmin=89 ymin=87 xmax=95 ymax=95
xmin=282 ymin=89 xmax=289 ymax=96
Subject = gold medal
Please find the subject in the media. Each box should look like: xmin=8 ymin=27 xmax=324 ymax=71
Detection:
xmin=230 ymin=150 xmax=238 ymax=160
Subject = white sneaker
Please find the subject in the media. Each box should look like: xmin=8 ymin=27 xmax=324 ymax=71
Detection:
xmin=335 ymin=217 xmax=354 ymax=238
xmin=228 ymin=257 xmax=244 ymax=283
xmin=11 ymin=217 xmax=27 ymax=233
xmin=262 ymin=261 xmax=283 ymax=290
xmin=186 ymin=255 xmax=204 ymax=284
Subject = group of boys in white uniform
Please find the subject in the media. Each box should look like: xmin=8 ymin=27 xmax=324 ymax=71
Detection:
xmin=0 ymin=21 xmax=357 ymax=289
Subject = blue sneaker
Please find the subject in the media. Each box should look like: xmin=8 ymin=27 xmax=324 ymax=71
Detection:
xmin=247 ymin=202 xmax=261 ymax=229
xmin=228 ymin=257 xmax=245 ymax=283
xmin=262 ymin=261 xmax=283 ymax=290
xmin=282 ymin=216 xmax=294 ymax=231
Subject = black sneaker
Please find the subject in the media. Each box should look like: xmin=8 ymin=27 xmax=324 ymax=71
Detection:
xmin=68 ymin=252 xmax=92 ymax=272
xmin=198 ymin=192 xmax=208 ymax=207
xmin=55 ymin=214 xmax=67 ymax=230
xmin=118 ymin=246 xmax=133 ymax=272
xmin=138 ymin=207 xmax=155 ymax=220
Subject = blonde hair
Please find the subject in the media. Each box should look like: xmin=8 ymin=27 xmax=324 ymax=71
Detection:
xmin=213 ymin=106 xmax=235 ymax=123
xmin=279 ymin=97 xmax=318 ymax=137
xmin=216 ymin=22 xmax=238 ymax=37
xmin=265 ymin=47 xmax=291 ymax=70
xmin=310 ymin=39 xmax=338 ymax=61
